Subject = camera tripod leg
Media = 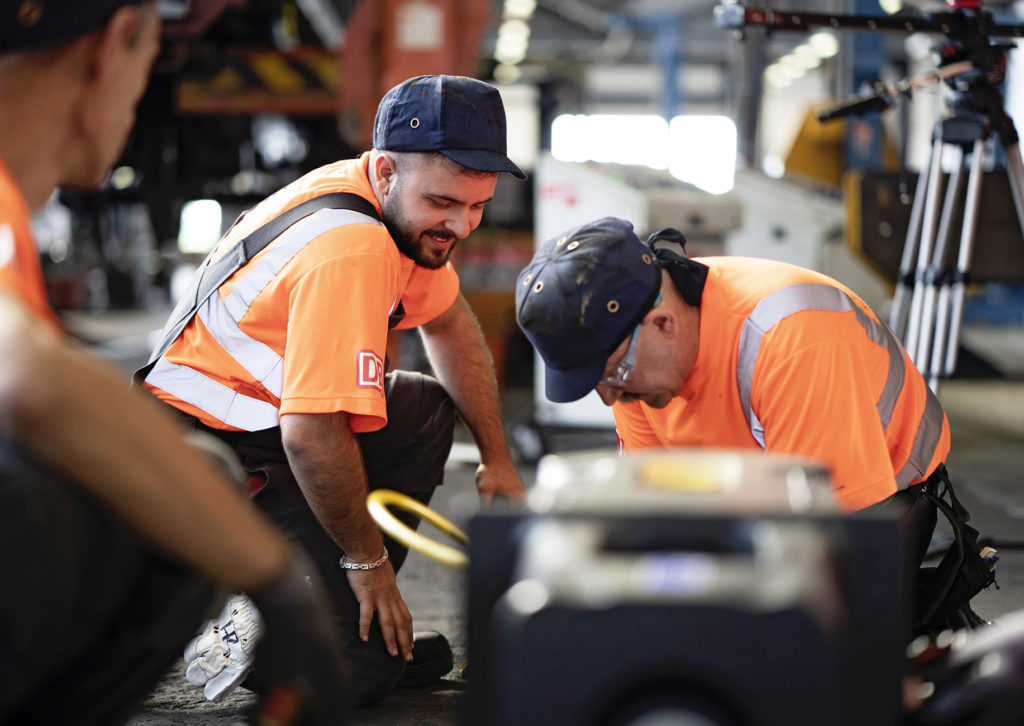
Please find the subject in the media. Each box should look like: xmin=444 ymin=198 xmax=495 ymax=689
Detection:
xmin=906 ymin=138 xmax=949 ymax=363
xmin=917 ymin=145 xmax=968 ymax=373
xmin=1003 ymin=141 xmax=1024 ymax=235
xmin=890 ymin=159 xmax=931 ymax=339
xmin=935 ymin=139 xmax=1024 ymax=382
xmin=935 ymin=139 xmax=986 ymax=386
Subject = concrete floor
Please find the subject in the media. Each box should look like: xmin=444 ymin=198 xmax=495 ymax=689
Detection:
xmin=120 ymin=379 xmax=1024 ymax=726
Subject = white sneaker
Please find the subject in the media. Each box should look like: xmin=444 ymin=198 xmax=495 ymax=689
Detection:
xmin=182 ymin=593 xmax=264 ymax=702
xmin=183 ymin=619 xmax=220 ymax=686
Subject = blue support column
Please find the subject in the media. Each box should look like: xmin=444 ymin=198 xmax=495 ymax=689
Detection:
xmin=652 ymin=15 xmax=681 ymax=123
xmin=845 ymin=0 xmax=887 ymax=169
xmin=614 ymin=12 xmax=682 ymax=122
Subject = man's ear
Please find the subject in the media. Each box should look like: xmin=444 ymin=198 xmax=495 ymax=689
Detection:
xmin=373 ymin=153 xmax=397 ymax=196
xmin=648 ymin=308 xmax=677 ymax=340
xmin=88 ymin=5 xmax=146 ymax=85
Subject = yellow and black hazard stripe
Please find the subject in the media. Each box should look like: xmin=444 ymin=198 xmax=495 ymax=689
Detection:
xmin=176 ymin=47 xmax=340 ymax=115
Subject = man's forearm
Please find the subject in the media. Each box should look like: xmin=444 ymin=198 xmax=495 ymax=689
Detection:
xmin=280 ymin=411 xmax=385 ymax=561
xmin=280 ymin=410 xmax=412 ymax=658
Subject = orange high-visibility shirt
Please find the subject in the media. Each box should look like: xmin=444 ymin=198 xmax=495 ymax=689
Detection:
xmin=144 ymin=154 xmax=459 ymax=433
xmin=613 ymin=257 xmax=950 ymax=511
xmin=0 ymin=157 xmax=62 ymax=332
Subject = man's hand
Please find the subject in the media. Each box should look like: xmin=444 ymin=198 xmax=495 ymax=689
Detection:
xmin=476 ymin=459 xmax=526 ymax=506
xmin=345 ymin=564 xmax=414 ymax=661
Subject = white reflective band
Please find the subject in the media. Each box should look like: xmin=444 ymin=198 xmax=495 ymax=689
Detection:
xmin=895 ymin=390 xmax=946 ymax=488
xmin=146 ymin=357 xmax=280 ymax=431
xmin=198 ymin=295 xmax=284 ymax=396
xmin=735 ymin=282 xmax=942 ymax=490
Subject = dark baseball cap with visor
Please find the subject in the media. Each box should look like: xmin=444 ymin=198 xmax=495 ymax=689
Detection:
xmin=373 ymin=74 xmax=527 ymax=181
xmin=0 ymin=0 xmax=149 ymax=52
xmin=515 ymin=217 xmax=664 ymax=403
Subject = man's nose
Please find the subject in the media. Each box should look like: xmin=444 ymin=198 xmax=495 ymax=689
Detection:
xmin=444 ymin=209 xmax=473 ymax=239
xmin=595 ymin=383 xmax=623 ymax=406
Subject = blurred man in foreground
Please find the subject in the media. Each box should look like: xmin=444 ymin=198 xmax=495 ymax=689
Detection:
xmin=0 ymin=2 xmax=347 ymax=723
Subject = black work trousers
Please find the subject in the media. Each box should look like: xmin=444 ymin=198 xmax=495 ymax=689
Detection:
xmin=185 ymin=370 xmax=457 ymax=706
xmin=866 ymin=479 xmax=939 ymax=574
xmin=0 ymin=442 xmax=216 ymax=726
xmin=861 ymin=469 xmax=942 ymax=637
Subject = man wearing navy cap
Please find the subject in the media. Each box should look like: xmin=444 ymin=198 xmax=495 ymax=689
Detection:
xmin=0 ymin=2 xmax=350 ymax=724
xmin=139 ymin=74 xmax=527 ymax=705
xmin=516 ymin=217 xmax=994 ymax=636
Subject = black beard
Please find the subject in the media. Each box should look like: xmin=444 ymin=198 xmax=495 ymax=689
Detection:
xmin=383 ymin=216 xmax=457 ymax=270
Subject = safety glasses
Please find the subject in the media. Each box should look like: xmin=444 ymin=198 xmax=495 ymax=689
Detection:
xmin=599 ymin=293 xmax=662 ymax=388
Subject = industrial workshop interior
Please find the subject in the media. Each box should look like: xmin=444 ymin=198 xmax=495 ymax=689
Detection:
xmin=8 ymin=0 xmax=1024 ymax=724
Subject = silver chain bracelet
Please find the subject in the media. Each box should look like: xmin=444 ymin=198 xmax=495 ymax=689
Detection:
xmin=339 ymin=546 xmax=389 ymax=571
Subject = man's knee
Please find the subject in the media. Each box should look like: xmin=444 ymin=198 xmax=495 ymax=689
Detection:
xmin=360 ymin=372 xmax=455 ymax=492
xmin=384 ymin=370 xmax=456 ymax=442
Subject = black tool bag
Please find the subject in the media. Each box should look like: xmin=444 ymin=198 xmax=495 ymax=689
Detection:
xmin=916 ymin=465 xmax=997 ymax=633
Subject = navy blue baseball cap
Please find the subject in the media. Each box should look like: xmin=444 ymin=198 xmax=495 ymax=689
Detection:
xmin=515 ymin=217 xmax=663 ymax=403
xmin=0 ymin=0 xmax=147 ymax=53
xmin=373 ymin=75 xmax=527 ymax=180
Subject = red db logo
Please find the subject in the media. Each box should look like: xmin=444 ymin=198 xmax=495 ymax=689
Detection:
xmin=357 ymin=350 xmax=384 ymax=392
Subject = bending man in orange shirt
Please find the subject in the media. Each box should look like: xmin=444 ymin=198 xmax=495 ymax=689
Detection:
xmin=0 ymin=1 xmax=346 ymax=723
xmin=515 ymin=216 xmax=991 ymax=636
xmin=139 ymin=74 xmax=527 ymax=705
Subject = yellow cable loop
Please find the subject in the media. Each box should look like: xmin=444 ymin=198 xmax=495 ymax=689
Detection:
xmin=366 ymin=489 xmax=470 ymax=569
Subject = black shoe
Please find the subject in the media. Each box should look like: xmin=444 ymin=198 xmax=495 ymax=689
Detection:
xmin=960 ymin=603 xmax=991 ymax=630
xmin=396 ymin=631 xmax=454 ymax=688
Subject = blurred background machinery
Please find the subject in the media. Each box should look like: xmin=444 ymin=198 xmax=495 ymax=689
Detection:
xmin=26 ymin=0 xmax=1024 ymax=441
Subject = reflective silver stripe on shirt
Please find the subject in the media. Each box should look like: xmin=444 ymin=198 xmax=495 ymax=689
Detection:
xmin=147 ymin=357 xmax=281 ymax=430
xmin=894 ymin=389 xmax=945 ymax=487
xmin=197 ymin=294 xmax=284 ymax=396
xmin=736 ymin=282 xmax=937 ymax=489
xmin=148 ymin=207 xmax=382 ymax=430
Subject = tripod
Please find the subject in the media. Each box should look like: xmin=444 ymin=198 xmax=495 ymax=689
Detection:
xmin=888 ymin=52 xmax=1024 ymax=391
xmin=715 ymin=0 xmax=1024 ymax=391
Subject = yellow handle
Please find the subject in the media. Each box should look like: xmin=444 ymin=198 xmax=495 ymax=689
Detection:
xmin=366 ymin=489 xmax=469 ymax=569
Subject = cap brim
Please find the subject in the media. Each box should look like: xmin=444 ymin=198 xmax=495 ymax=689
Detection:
xmin=543 ymin=357 xmax=608 ymax=404
xmin=441 ymin=149 xmax=528 ymax=180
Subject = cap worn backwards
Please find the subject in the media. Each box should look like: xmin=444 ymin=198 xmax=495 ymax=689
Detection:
xmin=372 ymin=74 xmax=527 ymax=180
xmin=0 ymin=0 xmax=145 ymax=53
xmin=515 ymin=217 xmax=662 ymax=403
